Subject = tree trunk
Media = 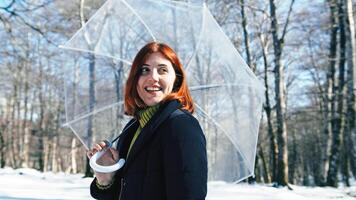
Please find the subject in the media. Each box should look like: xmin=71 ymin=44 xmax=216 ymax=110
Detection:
xmin=80 ymin=0 xmax=97 ymax=177
xmin=43 ymin=136 xmax=50 ymax=172
xmin=115 ymin=62 xmax=124 ymax=129
xmin=258 ymin=143 xmax=271 ymax=183
xmin=52 ymin=102 xmax=62 ymax=173
xmin=15 ymin=78 xmax=22 ymax=168
xmin=340 ymin=0 xmax=351 ymax=185
xmin=327 ymin=0 xmax=347 ymax=187
xmin=259 ymin=32 xmax=277 ymax=183
xmin=240 ymin=0 xmax=258 ymax=183
xmin=239 ymin=0 xmax=254 ymax=72
xmin=22 ymin=127 xmax=31 ymax=168
xmin=344 ymin=0 xmax=356 ymax=179
xmin=84 ymin=53 xmax=96 ymax=177
xmin=28 ymin=90 xmax=36 ymax=168
xmin=51 ymin=136 xmax=58 ymax=172
xmin=71 ymin=138 xmax=78 ymax=173
xmin=4 ymin=99 xmax=12 ymax=167
xmin=302 ymin=158 xmax=310 ymax=186
xmin=312 ymin=134 xmax=325 ymax=186
xmin=9 ymin=84 xmax=17 ymax=168
xmin=269 ymin=0 xmax=295 ymax=186
xmin=289 ymin=129 xmax=297 ymax=184
xmin=323 ymin=0 xmax=338 ymax=183
xmin=37 ymin=64 xmax=45 ymax=172
xmin=0 ymin=122 xmax=5 ymax=168
xmin=21 ymin=67 xmax=30 ymax=168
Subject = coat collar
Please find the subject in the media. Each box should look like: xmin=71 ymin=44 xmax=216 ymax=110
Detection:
xmin=122 ymin=100 xmax=182 ymax=169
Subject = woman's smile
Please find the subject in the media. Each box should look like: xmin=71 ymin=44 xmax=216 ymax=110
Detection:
xmin=145 ymin=86 xmax=162 ymax=92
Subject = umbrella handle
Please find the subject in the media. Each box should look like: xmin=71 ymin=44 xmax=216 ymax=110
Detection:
xmin=89 ymin=150 xmax=125 ymax=173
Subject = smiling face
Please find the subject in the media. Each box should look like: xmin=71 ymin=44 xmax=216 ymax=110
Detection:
xmin=136 ymin=52 xmax=176 ymax=107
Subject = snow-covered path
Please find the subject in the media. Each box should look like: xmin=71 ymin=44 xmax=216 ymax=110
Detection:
xmin=0 ymin=167 xmax=355 ymax=200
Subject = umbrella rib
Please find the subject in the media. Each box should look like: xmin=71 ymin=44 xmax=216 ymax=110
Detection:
xmin=121 ymin=0 xmax=157 ymax=42
xmin=190 ymin=84 xmax=222 ymax=91
xmin=204 ymin=8 xmax=262 ymax=89
xmin=194 ymin=103 xmax=253 ymax=173
xmin=57 ymin=45 xmax=133 ymax=65
xmin=67 ymin=124 xmax=90 ymax=150
xmin=59 ymin=0 xmax=113 ymax=48
xmin=63 ymin=101 xmax=124 ymax=127
xmin=190 ymin=83 xmax=265 ymax=93
xmin=148 ymin=0 xmax=200 ymax=8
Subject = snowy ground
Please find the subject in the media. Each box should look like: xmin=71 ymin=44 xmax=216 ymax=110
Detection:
xmin=0 ymin=167 xmax=355 ymax=200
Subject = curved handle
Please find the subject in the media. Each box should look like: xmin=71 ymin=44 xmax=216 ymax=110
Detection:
xmin=89 ymin=150 xmax=125 ymax=173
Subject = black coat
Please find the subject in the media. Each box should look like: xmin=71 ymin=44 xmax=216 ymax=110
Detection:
xmin=90 ymin=100 xmax=207 ymax=200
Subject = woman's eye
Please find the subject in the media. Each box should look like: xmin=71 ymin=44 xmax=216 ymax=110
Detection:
xmin=140 ymin=67 xmax=149 ymax=75
xmin=159 ymin=67 xmax=168 ymax=74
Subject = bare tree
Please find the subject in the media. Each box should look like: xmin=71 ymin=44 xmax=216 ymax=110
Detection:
xmin=326 ymin=0 xmax=347 ymax=187
xmin=344 ymin=0 xmax=356 ymax=179
xmin=258 ymin=23 xmax=276 ymax=184
xmin=269 ymin=0 xmax=295 ymax=187
xmin=321 ymin=0 xmax=339 ymax=184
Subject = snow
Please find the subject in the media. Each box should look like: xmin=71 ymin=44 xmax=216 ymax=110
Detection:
xmin=208 ymin=181 xmax=356 ymax=200
xmin=0 ymin=167 xmax=355 ymax=200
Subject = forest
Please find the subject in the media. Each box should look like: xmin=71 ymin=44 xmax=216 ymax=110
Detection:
xmin=0 ymin=0 xmax=355 ymax=189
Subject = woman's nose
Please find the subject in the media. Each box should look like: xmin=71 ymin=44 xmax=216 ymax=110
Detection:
xmin=149 ymin=69 xmax=159 ymax=81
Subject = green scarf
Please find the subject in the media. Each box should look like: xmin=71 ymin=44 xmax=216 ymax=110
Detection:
xmin=127 ymin=104 xmax=160 ymax=157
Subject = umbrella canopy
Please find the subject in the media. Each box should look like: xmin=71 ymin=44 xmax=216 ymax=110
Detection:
xmin=60 ymin=0 xmax=264 ymax=182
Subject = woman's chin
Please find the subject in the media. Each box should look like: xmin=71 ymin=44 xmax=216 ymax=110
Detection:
xmin=144 ymin=99 xmax=162 ymax=107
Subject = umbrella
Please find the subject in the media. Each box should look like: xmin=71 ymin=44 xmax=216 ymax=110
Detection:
xmin=60 ymin=0 xmax=264 ymax=182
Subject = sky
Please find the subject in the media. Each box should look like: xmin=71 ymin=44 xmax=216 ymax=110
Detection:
xmin=0 ymin=167 xmax=355 ymax=200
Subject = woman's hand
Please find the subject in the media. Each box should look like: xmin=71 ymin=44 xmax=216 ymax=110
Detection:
xmin=87 ymin=141 xmax=119 ymax=185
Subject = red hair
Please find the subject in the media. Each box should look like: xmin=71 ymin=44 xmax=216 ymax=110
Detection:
xmin=124 ymin=42 xmax=194 ymax=116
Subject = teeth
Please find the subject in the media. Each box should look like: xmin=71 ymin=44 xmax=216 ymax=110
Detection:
xmin=146 ymin=87 xmax=161 ymax=91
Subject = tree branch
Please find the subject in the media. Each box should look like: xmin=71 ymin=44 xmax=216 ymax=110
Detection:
xmin=0 ymin=0 xmax=15 ymax=10
xmin=280 ymin=0 xmax=296 ymax=44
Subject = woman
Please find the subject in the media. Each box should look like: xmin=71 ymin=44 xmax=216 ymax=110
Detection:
xmin=87 ymin=42 xmax=207 ymax=200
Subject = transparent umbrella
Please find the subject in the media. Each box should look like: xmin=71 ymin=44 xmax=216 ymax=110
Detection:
xmin=60 ymin=0 xmax=264 ymax=182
